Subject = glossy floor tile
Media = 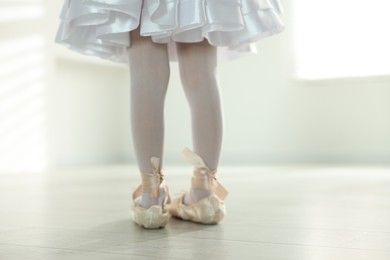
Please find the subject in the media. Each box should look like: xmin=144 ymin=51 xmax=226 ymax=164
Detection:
xmin=1 ymin=164 xmax=390 ymax=259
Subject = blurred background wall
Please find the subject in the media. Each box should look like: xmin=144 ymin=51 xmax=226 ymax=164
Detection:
xmin=1 ymin=0 xmax=389 ymax=173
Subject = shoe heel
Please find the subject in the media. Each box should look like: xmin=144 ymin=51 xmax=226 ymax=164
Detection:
xmin=131 ymin=156 xmax=171 ymax=229
xmin=167 ymin=147 xmax=229 ymax=225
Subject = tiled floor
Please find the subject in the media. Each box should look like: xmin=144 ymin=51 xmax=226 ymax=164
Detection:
xmin=1 ymin=164 xmax=390 ymax=259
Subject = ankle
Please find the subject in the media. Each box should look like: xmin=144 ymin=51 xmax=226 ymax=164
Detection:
xmin=138 ymin=159 xmax=166 ymax=208
xmin=140 ymin=185 xmax=166 ymax=208
xmin=184 ymin=187 xmax=211 ymax=205
xmin=183 ymin=168 xmax=215 ymax=205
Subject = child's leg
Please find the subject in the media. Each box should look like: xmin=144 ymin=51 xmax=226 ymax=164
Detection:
xmin=127 ymin=26 xmax=170 ymax=208
xmin=176 ymin=40 xmax=224 ymax=203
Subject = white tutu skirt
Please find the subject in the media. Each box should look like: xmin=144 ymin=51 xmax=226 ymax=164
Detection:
xmin=55 ymin=0 xmax=285 ymax=64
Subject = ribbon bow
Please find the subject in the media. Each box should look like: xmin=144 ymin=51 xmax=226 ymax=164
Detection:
xmin=182 ymin=147 xmax=228 ymax=200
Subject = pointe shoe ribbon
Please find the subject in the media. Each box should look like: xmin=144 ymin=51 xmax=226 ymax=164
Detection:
xmin=182 ymin=147 xmax=228 ymax=201
xmin=165 ymin=147 xmax=228 ymax=224
xmin=131 ymin=156 xmax=171 ymax=229
xmin=132 ymin=156 xmax=166 ymax=201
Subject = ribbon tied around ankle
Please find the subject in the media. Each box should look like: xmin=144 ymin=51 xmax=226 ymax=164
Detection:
xmin=138 ymin=156 xmax=165 ymax=198
xmin=182 ymin=147 xmax=229 ymax=200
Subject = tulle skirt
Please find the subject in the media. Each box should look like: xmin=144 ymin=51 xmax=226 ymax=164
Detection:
xmin=55 ymin=0 xmax=285 ymax=64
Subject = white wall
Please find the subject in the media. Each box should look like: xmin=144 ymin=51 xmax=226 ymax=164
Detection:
xmin=0 ymin=0 xmax=56 ymax=172
xmin=47 ymin=1 xmax=390 ymax=168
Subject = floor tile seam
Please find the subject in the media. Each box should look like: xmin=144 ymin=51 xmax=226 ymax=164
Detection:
xmin=210 ymin=224 xmax=390 ymax=234
xmin=1 ymin=240 xmax=389 ymax=254
xmin=0 ymin=225 xmax=133 ymax=234
xmin=0 ymin=242 xmax=184 ymax=259
xmin=170 ymin=236 xmax=390 ymax=253
xmin=4 ymin=225 xmax=390 ymax=235
xmin=0 ymin=225 xmax=208 ymax=240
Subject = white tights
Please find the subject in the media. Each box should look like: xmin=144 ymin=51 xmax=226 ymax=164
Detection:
xmin=127 ymin=27 xmax=224 ymax=208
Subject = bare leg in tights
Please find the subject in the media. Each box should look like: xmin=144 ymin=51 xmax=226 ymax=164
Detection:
xmin=127 ymin=26 xmax=170 ymax=208
xmin=176 ymin=40 xmax=224 ymax=204
xmin=127 ymin=27 xmax=224 ymax=207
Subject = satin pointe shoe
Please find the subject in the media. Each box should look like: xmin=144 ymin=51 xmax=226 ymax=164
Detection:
xmin=166 ymin=147 xmax=229 ymax=224
xmin=131 ymin=157 xmax=171 ymax=229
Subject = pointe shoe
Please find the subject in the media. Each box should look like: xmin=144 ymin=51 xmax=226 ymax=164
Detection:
xmin=131 ymin=157 xmax=171 ymax=229
xmin=166 ymin=147 xmax=229 ymax=224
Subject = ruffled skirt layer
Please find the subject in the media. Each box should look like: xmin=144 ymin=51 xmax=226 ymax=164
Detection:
xmin=55 ymin=0 xmax=285 ymax=64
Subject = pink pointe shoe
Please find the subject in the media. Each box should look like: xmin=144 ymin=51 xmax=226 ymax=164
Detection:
xmin=166 ymin=147 xmax=229 ymax=224
xmin=131 ymin=157 xmax=171 ymax=229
